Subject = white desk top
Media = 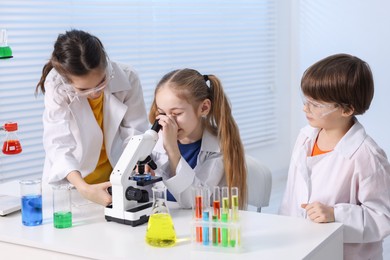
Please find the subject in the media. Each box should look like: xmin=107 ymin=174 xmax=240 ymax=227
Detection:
xmin=0 ymin=181 xmax=343 ymax=259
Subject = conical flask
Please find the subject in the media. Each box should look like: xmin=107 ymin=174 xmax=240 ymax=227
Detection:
xmin=145 ymin=185 xmax=176 ymax=247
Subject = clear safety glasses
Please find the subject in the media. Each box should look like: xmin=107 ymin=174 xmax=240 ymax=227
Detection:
xmin=301 ymin=95 xmax=339 ymax=118
xmin=61 ymin=64 xmax=114 ymax=98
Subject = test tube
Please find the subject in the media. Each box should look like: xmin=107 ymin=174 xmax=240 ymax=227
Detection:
xmin=231 ymin=187 xmax=239 ymax=221
xmin=230 ymin=187 xmax=239 ymax=247
xmin=212 ymin=186 xmax=221 ymax=246
xmin=221 ymin=186 xmax=229 ymax=247
xmin=202 ymin=187 xmax=210 ymax=245
xmin=194 ymin=186 xmax=203 ymax=243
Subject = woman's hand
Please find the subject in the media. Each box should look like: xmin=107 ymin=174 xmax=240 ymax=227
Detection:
xmin=67 ymin=171 xmax=112 ymax=206
xmin=301 ymin=202 xmax=335 ymax=223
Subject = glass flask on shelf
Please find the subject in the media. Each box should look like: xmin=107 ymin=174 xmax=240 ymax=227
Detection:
xmin=145 ymin=184 xmax=177 ymax=247
xmin=0 ymin=29 xmax=13 ymax=59
xmin=2 ymin=122 xmax=22 ymax=155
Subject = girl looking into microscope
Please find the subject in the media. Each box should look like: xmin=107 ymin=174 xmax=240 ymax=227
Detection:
xmin=148 ymin=68 xmax=247 ymax=209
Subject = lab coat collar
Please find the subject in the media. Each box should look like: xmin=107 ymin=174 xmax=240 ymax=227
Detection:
xmin=301 ymin=117 xmax=367 ymax=159
xmin=334 ymin=118 xmax=367 ymax=159
xmin=200 ymin=129 xmax=220 ymax=153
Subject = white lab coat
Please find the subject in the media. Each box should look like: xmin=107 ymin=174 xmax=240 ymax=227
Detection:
xmin=152 ymin=129 xmax=225 ymax=208
xmin=279 ymin=118 xmax=390 ymax=260
xmin=42 ymin=61 xmax=149 ymax=185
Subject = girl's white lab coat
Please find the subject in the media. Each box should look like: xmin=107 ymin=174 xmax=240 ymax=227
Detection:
xmin=152 ymin=129 xmax=225 ymax=208
xmin=280 ymin=118 xmax=390 ymax=260
xmin=42 ymin=61 xmax=149 ymax=185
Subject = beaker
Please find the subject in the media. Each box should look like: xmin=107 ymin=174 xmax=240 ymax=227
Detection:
xmin=145 ymin=185 xmax=176 ymax=247
xmin=52 ymin=184 xmax=72 ymax=229
xmin=2 ymin=122 xmax=22 ymax=155
xmin=20 ymin=179 xmax=42 ymax=226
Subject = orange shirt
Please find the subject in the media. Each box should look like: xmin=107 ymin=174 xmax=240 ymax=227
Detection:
xmin=311 ymin=134 xmax=332 ymax=156
xmin=84 ymin=93 xmax=113 ymax=184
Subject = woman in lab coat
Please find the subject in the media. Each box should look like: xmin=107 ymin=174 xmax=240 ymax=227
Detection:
xmin=36 ymin=29 xmax=148 ymax=206
xmin=279 ymin=54 xmax=390 ymax=260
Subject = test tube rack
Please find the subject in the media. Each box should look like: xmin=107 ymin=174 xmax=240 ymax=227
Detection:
xmin=190 ymin=186 xmax=241 ymax=251
xmin=190 ymin=213 xmax=241 ymax=251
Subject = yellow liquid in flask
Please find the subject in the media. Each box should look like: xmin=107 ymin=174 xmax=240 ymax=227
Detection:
xmin=145 ymin=213 xmax=177 ymax=247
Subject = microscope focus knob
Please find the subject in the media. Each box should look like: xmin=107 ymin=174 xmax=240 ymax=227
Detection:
xmin=125 ymin=186 xmax=143 ymax=201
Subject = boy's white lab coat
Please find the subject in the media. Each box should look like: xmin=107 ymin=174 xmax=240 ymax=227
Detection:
xmin=42 ymin=61 xmax=148 ymax=185
xmin=280 ymin=118 xmax=390 ymax=260
xmin=152 ymin=129 xmax=225 ymax=208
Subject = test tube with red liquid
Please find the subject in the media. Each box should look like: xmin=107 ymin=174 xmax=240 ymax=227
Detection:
xmin=212 ymin=186 xmax=221 ymax=245
xmin=194 ymin=186 xmax=203 ymax=242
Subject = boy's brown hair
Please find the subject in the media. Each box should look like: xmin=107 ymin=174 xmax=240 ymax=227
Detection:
xmin=301 ymin=53 xmax=374 ymax=115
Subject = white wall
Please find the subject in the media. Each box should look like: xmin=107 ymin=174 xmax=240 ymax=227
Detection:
xmin=290 ymin=0 xmax=390 ymax=156
xmin=246 ymin=1 xmax=292 ymax=175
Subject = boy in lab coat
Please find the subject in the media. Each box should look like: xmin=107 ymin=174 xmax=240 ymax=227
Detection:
xmin=280 ymin=53 xmax=390 ymax=260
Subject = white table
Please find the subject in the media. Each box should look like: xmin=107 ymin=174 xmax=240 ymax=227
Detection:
xmin=0 ymin=181 xmax=343 ymax=260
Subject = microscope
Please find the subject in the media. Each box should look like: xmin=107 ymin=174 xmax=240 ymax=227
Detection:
xmin=105 ymin=121 xmax=163 ymax=226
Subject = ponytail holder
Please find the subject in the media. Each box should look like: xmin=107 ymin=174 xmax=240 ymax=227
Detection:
xmin=203 ymin=75 xmax=209 ymax=82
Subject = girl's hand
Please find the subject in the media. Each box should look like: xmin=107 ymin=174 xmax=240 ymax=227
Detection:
xmin=156 ymin=114 xmax=181 ymax=174
xmin=67 ymin=171 xmax=112 ymax=206
xmin=301 ymin=202 xmax=335 ymax=223
xmin=156 ymin=114 xmax=179 ymax=154
xmin=77 ymin=181 xmax=112 ymax=206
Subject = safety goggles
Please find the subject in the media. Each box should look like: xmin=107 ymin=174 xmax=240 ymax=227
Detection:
xmin=301 ymin=95 xmax=339 ymax=118
xmin=61 ymin=64 xmax=114 ymax=98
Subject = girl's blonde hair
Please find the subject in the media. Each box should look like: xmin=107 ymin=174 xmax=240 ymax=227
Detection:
xmin=149 ymin=69 xmax=247 ymax=209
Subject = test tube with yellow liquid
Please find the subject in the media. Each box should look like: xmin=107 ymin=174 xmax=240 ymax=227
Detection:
xmin=221 ymin=186 xmax=229 ymax=247
xmin=230 ymin=187 xmax=240 ymax=247
xmin=145 ymin=185 xmax=176 ymax=247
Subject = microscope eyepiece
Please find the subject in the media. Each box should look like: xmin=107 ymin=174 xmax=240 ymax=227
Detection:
xmin=151 ymin=119 xmax=162 ymax=133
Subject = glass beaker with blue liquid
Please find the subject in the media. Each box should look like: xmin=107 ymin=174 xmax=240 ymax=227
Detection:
xmin=20 ymin=179 xmax=42 ymax=226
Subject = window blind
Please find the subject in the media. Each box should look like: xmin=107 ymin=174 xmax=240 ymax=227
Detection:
xmin=0 ymin=0 xmax=277 ymax=182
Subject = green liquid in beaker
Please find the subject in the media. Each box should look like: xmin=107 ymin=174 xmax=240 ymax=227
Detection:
xmin=53 ymin=211 xmax=72 ymax=228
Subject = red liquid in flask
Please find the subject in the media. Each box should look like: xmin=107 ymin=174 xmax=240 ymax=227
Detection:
xmin=2 ymin=139 xmax=22 ymax=154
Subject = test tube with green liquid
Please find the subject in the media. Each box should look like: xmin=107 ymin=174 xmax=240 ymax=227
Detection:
xmin=212 ymin=186 xmax=221 ymax=246
xmin=230 ymin=187 xmax=239 ymax=247
xmin=221 ymin=186 xmax=229 ymax=247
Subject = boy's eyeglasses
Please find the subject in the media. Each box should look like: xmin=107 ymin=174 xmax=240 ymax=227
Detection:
xmin=301 ymin=95 xmax=339 ymax=118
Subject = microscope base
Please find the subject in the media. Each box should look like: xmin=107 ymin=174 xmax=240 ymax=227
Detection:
xmin=105 ymin=201 xmax=153 ymax=227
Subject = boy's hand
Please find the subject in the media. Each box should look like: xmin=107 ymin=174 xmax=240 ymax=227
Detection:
xmin=301 ymin=202 xmax=335 ymax=223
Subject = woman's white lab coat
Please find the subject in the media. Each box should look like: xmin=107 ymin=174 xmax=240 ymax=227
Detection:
xmin=279 ymin=118 xmax=390 ymax=260
xmin=152 ymin=129 xmax=225 ymax=208
xmin=42 ymin=61 xmax=149 ymax=185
